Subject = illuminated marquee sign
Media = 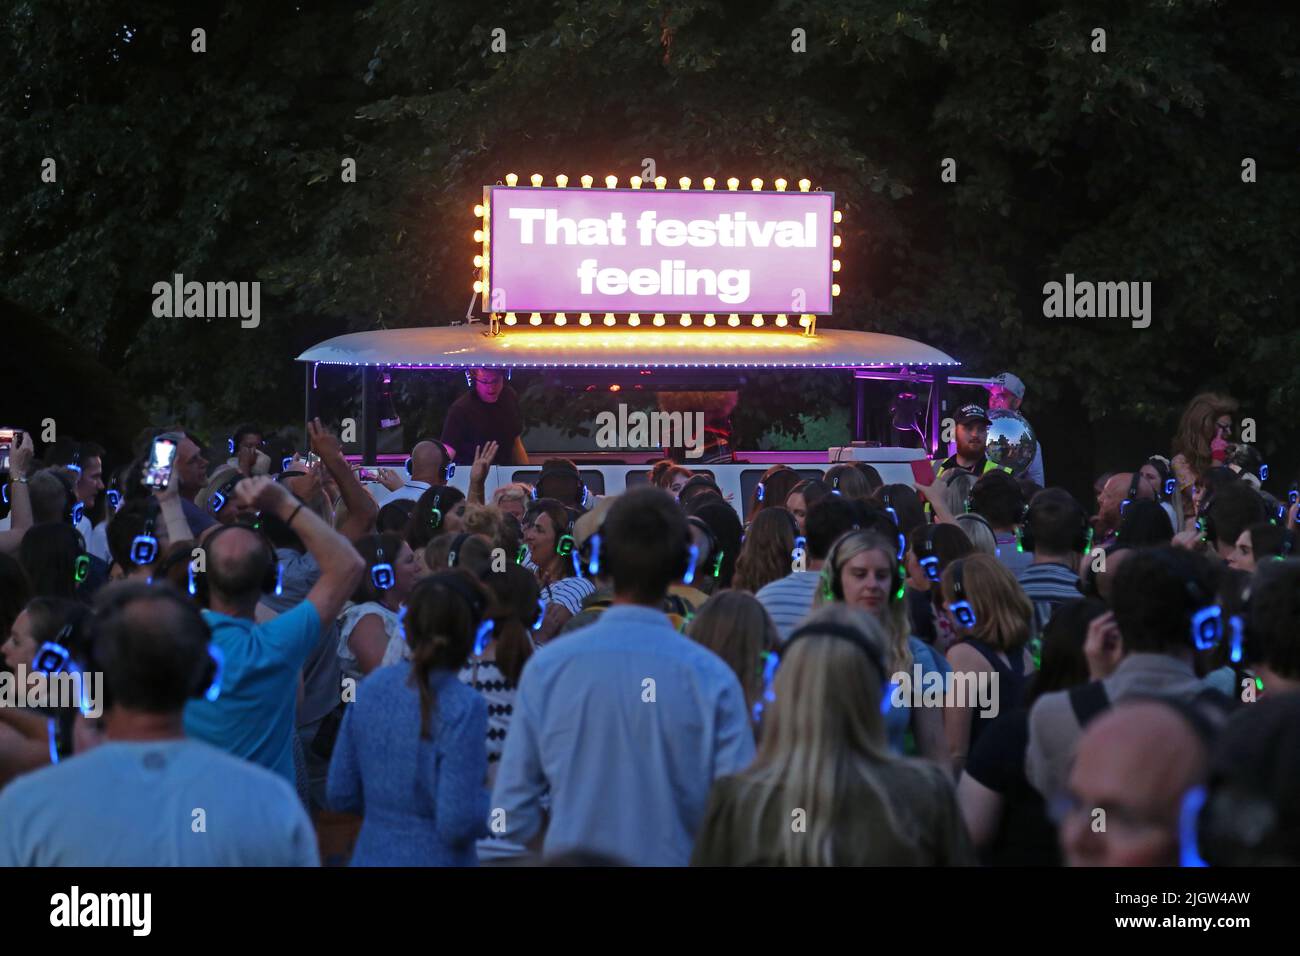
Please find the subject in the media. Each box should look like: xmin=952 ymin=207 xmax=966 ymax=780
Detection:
xmin=475 ymin=177 xmax=841 ymax=327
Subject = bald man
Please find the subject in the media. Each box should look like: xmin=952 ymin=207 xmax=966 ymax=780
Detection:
xmin=1059 ymin=700 xmax=1210 ymax=866
xmin=374 ymin=439 xmax=453 ymax=507
xmin=1094 ymin=472 xmax=1153 ymax=546
xmin=183 ymin=477 xmax=363 ymax=783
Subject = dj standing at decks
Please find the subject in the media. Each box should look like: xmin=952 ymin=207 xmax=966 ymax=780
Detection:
xmin=441 ymin=369 xmax=529 ymax=466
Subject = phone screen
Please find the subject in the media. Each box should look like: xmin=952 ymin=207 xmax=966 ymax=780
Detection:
xmin=0 ymin=429 xmax=12 ymax=473
xmin=142 ymin=438 xmax=178 ymax=489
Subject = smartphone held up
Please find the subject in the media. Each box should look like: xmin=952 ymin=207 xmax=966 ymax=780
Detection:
xmin=142 ymin=437 xmax=178 ymax=489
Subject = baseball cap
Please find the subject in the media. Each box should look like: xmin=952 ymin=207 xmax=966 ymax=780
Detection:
xmin=956 ymin=404 xmax=991 ymax=426
xmin=574 ymin=495 xmax=617 ymax=551
xmin=988 ymin=372 xmax=1026 ymax=401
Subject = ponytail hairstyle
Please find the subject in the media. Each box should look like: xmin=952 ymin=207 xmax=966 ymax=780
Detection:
xmin=402 ymin=569 xmax=490 ymax=739
xmin=481 ymin=563 xmax=541 ymax=685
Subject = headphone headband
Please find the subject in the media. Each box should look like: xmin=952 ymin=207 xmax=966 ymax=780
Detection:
xmin=783 ymin=622 xmax=888 ymax=681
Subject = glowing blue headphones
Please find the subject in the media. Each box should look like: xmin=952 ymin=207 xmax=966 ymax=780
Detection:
xmin=754 ymin=623 xmax=895 ymax=724
xmin=130 ymin=502 xmax=161 ymax=566
xmin=208 ymin=474 xmax=241 ymax=514
xmin=371 ymin=543 xmax=396 ymax=591
xmin=574 ymin=531 xmax=602 ymax=577
xmin=106 ymin=489 xmax=122 ymax=512
xmin=681 ymin=543 xmax=701 ymax=586
xmin=473 ymin=619 xmax=495 ymax=656
xmin=947 ymin=559 xmax=976 ymax=629
xmin=917 ymin=525 xmax=941 ymax=583
xmin=752 ymin=651 xmax=779 ymax=723
xmin=32 ymin=639 xmax=97 ymax=718
xmin=70 ymin=502 xmax=84 ymax=526
xmin=532 ymin=598 xmax=546 ymax=632
xmin=755 ymin=482 xmax=766 ymax=503
xmin=405 ymin=443 xmax=455 ymax=482
xmin=1179 ymin=785 xmax=1209 ymax=867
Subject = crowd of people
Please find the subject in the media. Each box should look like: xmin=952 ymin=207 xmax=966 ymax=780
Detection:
xmin=0 ymin=387 xmax=1297 ymax=867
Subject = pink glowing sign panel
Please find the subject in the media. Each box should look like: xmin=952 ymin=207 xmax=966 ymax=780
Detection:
xmin=486 ymin=186 xmax=835 ymax=315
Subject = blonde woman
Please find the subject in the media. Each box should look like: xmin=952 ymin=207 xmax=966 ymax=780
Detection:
xmin=938 ymin=555 xmax=1034 ymax=775
xmin=954 ymin=513 xmax=997 ymax=555
xmin=687 ymin=589 xmax=780 ymax=725
xmin=691 ymin=604 xmax=974 ymax=866
xmin=814 ymin=531 xmax=950 ymax=765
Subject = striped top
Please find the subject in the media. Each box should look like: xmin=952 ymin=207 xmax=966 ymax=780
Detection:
xmin=754 ymin=571 xmax=823 ymax=642
xmin=540 ymin=576 xmax=596 ymax=616
xmin=1017 ymin=562 xmax=1083 ymax=636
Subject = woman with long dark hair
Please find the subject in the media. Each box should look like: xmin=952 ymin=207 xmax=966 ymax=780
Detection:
xmin=327 ymin=569 xmax=491 ymax=866
xmin=732 ymin=508 xmax=797 ymax=594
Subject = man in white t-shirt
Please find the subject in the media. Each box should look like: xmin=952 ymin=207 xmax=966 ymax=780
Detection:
xmin=0 ymin=582 xmax=318 ymax=866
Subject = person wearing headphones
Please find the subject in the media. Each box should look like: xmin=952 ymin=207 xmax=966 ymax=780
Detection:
xmin=441 ymin=368 xmax=528 ymax=466
xmin=1016 ymin=489 xmax=1092 ymax=637
xmin=224 ymin=423 xmax=271 ymax=477
xmin=691 ymin=604 xmax=973 ymax=866
xmin=491 ymin=488 xmax=754 ymax=866
xmin=1058 ymin=698 xmax=1215 ymax=867
xmin=337 ymin=533 xmax=419 ymax=682
xmin=183 ymin=476 xmax=364 ymax=785
xmin=374 ymin=439 xmax=455 ymax=507
xmin=0 ymin=582 xmax=318 ymax=865
xmin=1025 ymin=547 xmax=1226 ymax=804
xmin=327 ymin=570 xmax=492 ymax=866
xmin=814 ymin=530 xmax=951 ymax=764
xmin=522 ymin=497 xmax=594 ymax=643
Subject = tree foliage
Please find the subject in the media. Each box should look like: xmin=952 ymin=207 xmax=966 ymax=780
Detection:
xmin=3 ymin=1 xmax=1297 ymax=482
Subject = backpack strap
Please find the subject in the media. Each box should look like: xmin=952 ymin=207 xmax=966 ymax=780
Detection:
xmin=1068 ymin=680 xmax=1111 ymax=728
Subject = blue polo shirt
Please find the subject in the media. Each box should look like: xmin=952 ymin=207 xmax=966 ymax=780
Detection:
xmin=184 ymin=601 xmax=321 ymax=783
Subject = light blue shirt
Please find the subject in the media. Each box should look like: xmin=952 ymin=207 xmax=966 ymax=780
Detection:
xmin=184 ymin=601 xmax=321 ymax=783
xmin=0 ymin=740 xmax=318 ymax=866
xmin=490 ymin=604 xmax=755 ymax=866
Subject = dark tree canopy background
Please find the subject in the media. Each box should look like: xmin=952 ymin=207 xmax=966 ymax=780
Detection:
xmin=4 ymin=0 xmax=1298 ymax=498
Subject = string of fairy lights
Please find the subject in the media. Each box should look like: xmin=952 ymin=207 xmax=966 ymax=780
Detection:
xmin=472 ymin=174 xmax=841 ymax=333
